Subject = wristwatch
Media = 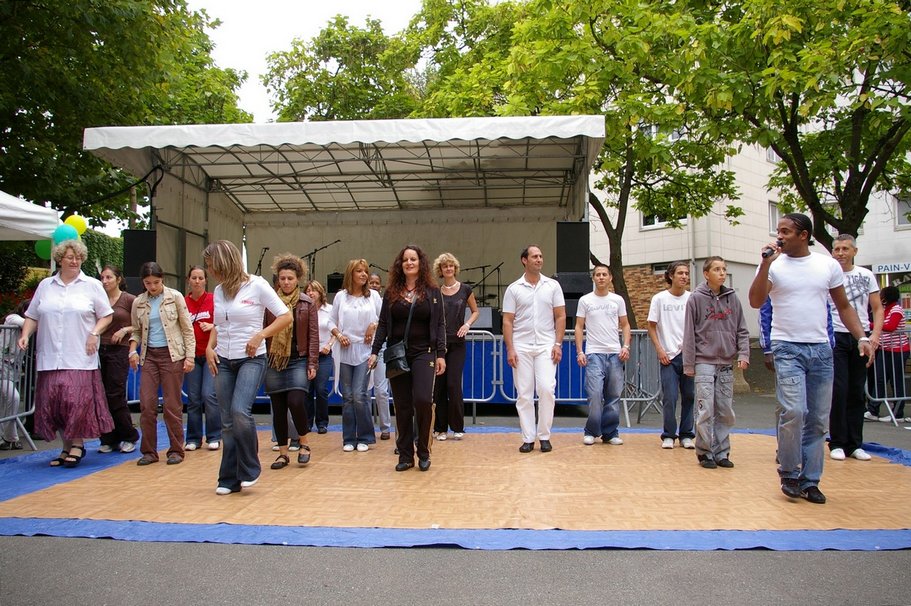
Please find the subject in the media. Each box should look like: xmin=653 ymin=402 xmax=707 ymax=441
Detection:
xmin=90 ymin=331 xmax=99 ymax=337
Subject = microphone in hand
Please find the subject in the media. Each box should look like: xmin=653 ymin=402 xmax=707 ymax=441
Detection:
xmin=762 ymin=240 xmax=783 ymax=258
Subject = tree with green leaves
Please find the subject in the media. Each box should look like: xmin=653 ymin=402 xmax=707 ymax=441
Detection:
xmin=407 ymin=0 xmax=741 ymax=326
xmin=0 ymin=0 xmax=250 ymax=226
xmin=669 ymin=0 xmax=910 ymax=248
xmin=263 ymin=15 xmax=422 ymax=122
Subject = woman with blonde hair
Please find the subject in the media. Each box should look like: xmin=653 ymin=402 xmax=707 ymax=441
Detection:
xmin=370 ymin=245 xmax=446 ymax=472
xmin=264 ymin=253 xmax=319 ymax=469
xmin=432 ymin=252 xmax=479 ymax=440
xmin=304 ymin=280 xmax=335 ymax=434
xmin=129 ymin=262 xmax=196 ymax=466
xmin=330 ymin=258 xmax=381 ymax=452
xmin=204 ymin=240 xmax=291 ymax=495
xmin=18 ymin=239 xmax=113 ymax=468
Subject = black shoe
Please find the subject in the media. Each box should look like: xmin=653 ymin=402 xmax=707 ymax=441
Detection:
xmin=781 ymin=478 xmax=801 ymax=498
xmin=395 ymin=461 xmax=414 ymax=472
xmin=716 ymin=458 xmax=734 ymax=468
xmin=317 ymin=427 xmax=328 ymax=434
xmin=418 ymin=458 xmax=431 ymax=471
xmin=539 ymin=440 xmax=553 ymax=453
xmin=698 ymin=455 xmax=716 ymax=469
xmin=297 ymin=445 xmax=311 ymax=465
xmin=800 ymin=485 xmax=827 ymax=504
xmin=519 ymin=442 xmax=534 ymax=453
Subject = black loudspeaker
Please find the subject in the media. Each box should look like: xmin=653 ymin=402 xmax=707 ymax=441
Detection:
xmin=553 ymin=272 xmax=593 ymax=298
xmin=327 ymin=272 xmax=344 ymax=295
xmin=556 ymin=221 xmax=590 ymax=273
xmin=123 ymin=230 xmax=156 ymax=277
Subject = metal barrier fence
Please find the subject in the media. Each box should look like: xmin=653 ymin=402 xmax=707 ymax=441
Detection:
xmin=122 ymin=328 xmax=664 ymax=428
xmin=865 ymin=327 xmax=910 ymax=426
xmin=0 ymin=325 xmax=37 ymax=450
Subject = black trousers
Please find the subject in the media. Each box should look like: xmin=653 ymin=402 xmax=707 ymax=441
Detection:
xmin=270 ymin=390 xmax=310 ymax=446
xmin=390 ymin=351 xmax=436 ymax=463
xmin=433 ymin=339 xmax=466 ymax=433
xmin=98 ymin=344 xmax=140 ymax=446
xmin=830 ymin=332 xmax=869 ymax=454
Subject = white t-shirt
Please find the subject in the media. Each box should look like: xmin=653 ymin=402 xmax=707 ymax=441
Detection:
xmin=330 ymin=289 xmax=382 ymax=365
xmin=830 ymin=265 xmax=878 ymax=333
xmin=212 ymin=275 xmax=288 ymax=359
xmin=502 ymin=274 xmax=566 ymax=348
xmin=577 ymin=291 xmax=626 ymax=354
xmin=768 ymin=252 xmax=844 ymax=343
xmin=316 ymin=303 xmax=336 ymax=350
xmin=647 ymin=289 xmax=690 ymax=358
xmin=25 ymin=271 xmax=113 ymax=371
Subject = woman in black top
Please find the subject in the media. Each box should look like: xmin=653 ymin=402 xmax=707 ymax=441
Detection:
xmin=432 ymin=252 xmax=479 ymax=440
xmin=369 ymin=245 xmax=446 ymax=472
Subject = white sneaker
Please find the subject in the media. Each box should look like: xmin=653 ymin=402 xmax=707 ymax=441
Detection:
xmin=452 ymin=432 xmax=464 ymax=440
xmin=681 ymin=438 xmax=695 ymax=449
xmin=240 ymin=477 xmax=258 ymax=488
xmin=98 ymin=444 xmax=113 ymax=453
xmin=343 ymin=444 xmax=355 ymax=452
xmin=879 ymin=416 xmax=894 ymax=423
xmin=661 ymin=438 xmax=675 ymax=449
xmin=607 ymin=437 xmax=624 ymax=445
xmin=215 ymin=486 xmax=232 ymax=496
xmin=436 ymin=432 xmax=447 ymax=441
xmin=863 ymin=411 xmax=879 ymax=421
xmin=184 ymin=443 xmax=198 ymax=451
xmin=850 ymin=448 xmax=872 ymax=461
xmin=119 ymin=441 xmax=136 ymax=453
xmin=829 ymin=447 xmax=846 ymax=461
xmin=583 ymin=435 xmax=595 ymax=445
xmin=356 ymin=443 xmax=369 ymax=452
xmin=207 ymin=441 xmax=220 ymax=451
xmin=272 ymin=443 xmax=280 ymax=451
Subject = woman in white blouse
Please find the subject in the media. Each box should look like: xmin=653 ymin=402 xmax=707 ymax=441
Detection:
xmin=18 ymin=239 xmax=113 ymax=468
xmin=203 ymin=240 xmax=291 ymax=495
xmin=330 ymin=259 xmax=382 ymax=452
xmin=305 ymin=280 xmax=335 ymax=434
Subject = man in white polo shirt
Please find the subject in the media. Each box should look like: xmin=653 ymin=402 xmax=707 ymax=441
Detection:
xmin=502 ymin=245 xmax=566 ymax=453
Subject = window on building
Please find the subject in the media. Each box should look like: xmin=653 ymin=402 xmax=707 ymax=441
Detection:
xmin=652 ymin=263 xmax=669 ymax=276
xmin=766 ymin=147 xmax=781 ymax=163
xmin=768 ymin=201 xmax=782 ymax=235
xmin=642 ymin=213 xmax=686 ymax=229
xmin=897 ymin=196 xmax=911 ymax=228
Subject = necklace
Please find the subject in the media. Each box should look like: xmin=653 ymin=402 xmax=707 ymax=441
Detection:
xmin=442 ymin=281 xmax=460 ymax=291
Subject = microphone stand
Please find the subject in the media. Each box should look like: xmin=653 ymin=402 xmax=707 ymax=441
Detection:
xmin=254 ymin=247 xmax=269 ymax=276
xmin=471 ymin=262 xmax=504 ymax=307
xmin=368 ymin=263 xmax=388 ymax=274
xmin=302 ymin=239 xmax=342 ymax=281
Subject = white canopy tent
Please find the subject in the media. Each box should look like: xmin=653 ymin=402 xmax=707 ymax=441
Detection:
xmin=0 ymin=190 xmax=59 ymax=241
xmin=83 ymin=115 xmax=605 ymax=291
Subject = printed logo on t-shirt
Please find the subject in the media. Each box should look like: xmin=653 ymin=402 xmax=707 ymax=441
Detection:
xmin=241 ymin=299 xmax=255 ymax=305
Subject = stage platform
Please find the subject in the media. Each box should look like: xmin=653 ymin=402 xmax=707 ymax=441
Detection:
xmin=0 ymin=426 xmax=909 ymax=550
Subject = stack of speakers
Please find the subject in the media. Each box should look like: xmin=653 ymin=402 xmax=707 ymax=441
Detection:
xmin=122 ymin=230 xmax=156 ymax=295
xmin=553 ymin=221 xmax=591 ymax=322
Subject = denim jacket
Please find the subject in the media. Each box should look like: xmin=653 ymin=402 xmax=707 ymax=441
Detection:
xmin=130 ymin=287 xmax=195 ymax=364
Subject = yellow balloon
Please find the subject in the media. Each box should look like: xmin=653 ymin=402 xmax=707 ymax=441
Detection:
xmin=64 ymin=214 xmax=88 ymax=235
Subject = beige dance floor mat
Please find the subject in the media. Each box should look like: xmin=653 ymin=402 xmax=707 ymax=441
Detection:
xmin=0 ymin=429 xmax=909 ymax=550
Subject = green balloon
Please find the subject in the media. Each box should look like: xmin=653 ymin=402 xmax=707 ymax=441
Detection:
xmin=35 ymin=239 xmax=52 ymax=260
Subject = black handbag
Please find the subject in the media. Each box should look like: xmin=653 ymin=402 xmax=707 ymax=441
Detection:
xmin=383 ymin=296 xmax=416 ymax=379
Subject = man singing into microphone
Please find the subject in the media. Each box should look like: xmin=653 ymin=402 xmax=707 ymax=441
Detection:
xmin=749 ymin=213 xmax=874 ymax=505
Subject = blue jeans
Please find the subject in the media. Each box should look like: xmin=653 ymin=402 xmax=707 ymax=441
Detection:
xmin=184 ymin=354 xmax=222 ymax=445
xmin=339 ymin=361 xmax=375 ymax=446
xmin=306 ymin=353 xmax=333 ymax=430
xmin=583 ymin=353 xmax=624 ymax=439
xmin=771 ymin=341 xmax=833 ymax=490
xmin=215 ymin=355 xmax=266 ymax=490
xmin=660 ymin=354 xmax=695 ymax=440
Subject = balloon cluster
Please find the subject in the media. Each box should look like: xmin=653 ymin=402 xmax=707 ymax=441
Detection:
xmin=34 ymin=215 xmax=88 ymax=260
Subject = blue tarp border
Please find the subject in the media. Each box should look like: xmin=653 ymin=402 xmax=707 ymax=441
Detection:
xmin=0 ymin=517 xmax=908 ymax=551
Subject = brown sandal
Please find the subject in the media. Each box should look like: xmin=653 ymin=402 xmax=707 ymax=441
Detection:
xmin=270 ymin=454 xmax=290 ymax=469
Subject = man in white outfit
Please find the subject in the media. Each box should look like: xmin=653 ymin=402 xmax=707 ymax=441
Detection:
xmin=502 ymin=245 xmax=566 ymax=453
